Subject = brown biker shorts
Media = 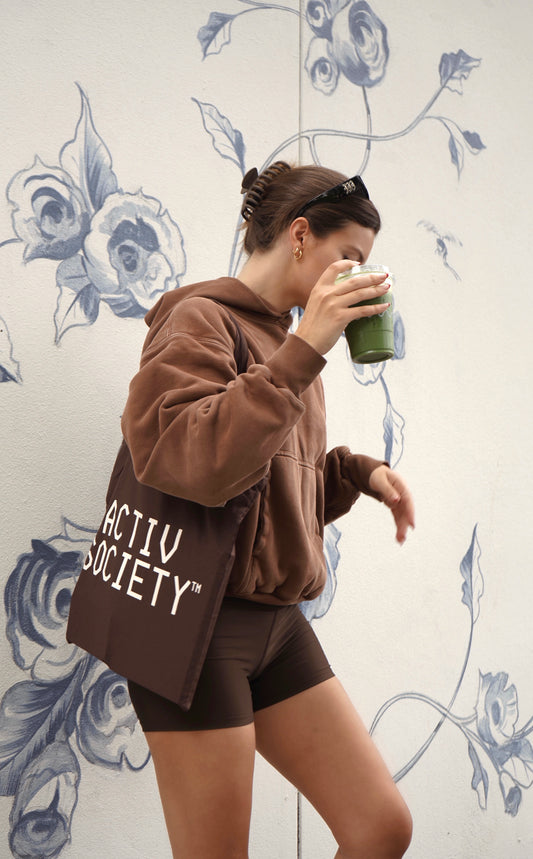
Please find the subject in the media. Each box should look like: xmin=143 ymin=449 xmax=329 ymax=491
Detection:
xmin=127 ymin=597 xmax=334 ymax=731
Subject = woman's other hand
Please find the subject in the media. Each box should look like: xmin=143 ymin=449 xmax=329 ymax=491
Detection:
xmin=368 ymin=465 xmax=415 ymax=545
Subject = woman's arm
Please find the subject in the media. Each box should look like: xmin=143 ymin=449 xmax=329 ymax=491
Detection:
xmin=121 ymin=298 xmax=325 ymax=506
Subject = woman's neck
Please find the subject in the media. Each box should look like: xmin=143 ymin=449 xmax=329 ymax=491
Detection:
xmin=238 ymin=245 xmax=297 ymax=312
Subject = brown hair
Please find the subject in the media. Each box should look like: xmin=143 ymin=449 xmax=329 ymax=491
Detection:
xmin=240 ymin=162 xmax=381 ymax=255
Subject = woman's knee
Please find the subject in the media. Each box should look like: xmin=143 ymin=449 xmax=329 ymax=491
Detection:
xmin=384 ymin=795 xmax=413 ymax=856
xmin=338 ymin=790 xmax=412 ymax=858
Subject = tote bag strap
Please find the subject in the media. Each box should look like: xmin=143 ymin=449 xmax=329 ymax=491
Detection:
xmin=208 ymin=299 xmax=249 ymax=375
xmin=229 ymin=312 xmax=248 ymax=375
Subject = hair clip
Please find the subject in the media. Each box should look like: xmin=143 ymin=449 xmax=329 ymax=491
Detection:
xmin=241 ymin=167 xmax=259 ymax=194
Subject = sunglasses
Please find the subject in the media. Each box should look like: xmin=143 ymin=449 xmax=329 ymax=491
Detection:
xmin=293 ymin=174 xmax=369 ymax=220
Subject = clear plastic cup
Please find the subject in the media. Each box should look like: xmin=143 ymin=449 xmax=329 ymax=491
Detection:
xmin=336 ymin=264 xmax=394 ymax=363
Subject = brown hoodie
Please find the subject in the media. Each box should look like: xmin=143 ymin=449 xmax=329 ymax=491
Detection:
xmin=121 ymin=277 xmax=385 ymax=605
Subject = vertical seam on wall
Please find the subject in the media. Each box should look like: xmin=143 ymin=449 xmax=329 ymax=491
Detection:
xmin=297 ymin=14 xmax=305 ymax=853
xmin=298 ymin=0 xmax=303 ymax=162
xmin=297 ymin=8 xmax=304 ymax=857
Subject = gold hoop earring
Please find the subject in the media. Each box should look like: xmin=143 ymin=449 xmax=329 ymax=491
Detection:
xmin=293 ymin=246 xmax=303 ymax=261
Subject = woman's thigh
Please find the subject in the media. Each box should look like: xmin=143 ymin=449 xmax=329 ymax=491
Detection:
xmin=146 ymin=724 xmax=256 ymax=859
xmin=254 ymin=677 xmax=412 ymax=858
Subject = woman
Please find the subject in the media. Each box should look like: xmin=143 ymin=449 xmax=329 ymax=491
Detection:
xmin=123 ymin=162 xmax=415 ymax=858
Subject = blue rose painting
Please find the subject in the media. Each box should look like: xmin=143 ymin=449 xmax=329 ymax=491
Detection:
xmin=305 ymin=0 xmax=389 ymax=92
xmin=1 ymin=85 xmax=186 ymax=352
xmin=2 ymin=2 xmax=529 ymax=857
xmin=1 ymin=520 xmax=149 ymax=858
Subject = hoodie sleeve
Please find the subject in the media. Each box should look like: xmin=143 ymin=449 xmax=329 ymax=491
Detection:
xmin=323 ymin=446 xmax=388 ymax=524
xmin=121 ymin=298 xmax=326 ymax=506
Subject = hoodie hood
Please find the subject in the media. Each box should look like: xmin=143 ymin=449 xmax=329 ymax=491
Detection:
xmin=144 ymin=277 xmax=294 ymax=343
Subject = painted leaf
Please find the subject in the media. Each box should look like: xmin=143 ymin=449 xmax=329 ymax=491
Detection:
xmin=460 ymin=524 xmax=484 ymax=622
xmin=60 ymin=85 xmax=119 ymax=212
xmin=462 ymin=130 xmax=486 ymax=152
xmin=54 ymin=256 xmax=100 ymax=344
xmin=437 ymin=118 xmax=485 ymax=177
xmin=468 ymin=740 xmax=489 ymax=810
xmin=438 ymin=50 xmax=481 ymax=94
xmin=0 ymin=671 xmax=85 ymax=796
xmin=392 ymin=311 xmax=405 ymax=361
xmin=448 ymin=128 xmax=464 ymax=177
xmin=299 ymin=524 xmax=340 ymax=622
xmin=383 ymin=400 xmax=405 ymax=468
xmin=0 ymin=316 xmax=22 ymax=383
xmin=502 ymin=739 xmax=533 ymax=789
xmin=197 ymin=11 xmax=235 ymax=58
xmin=192 ymin=98 xmax=246 ymax=172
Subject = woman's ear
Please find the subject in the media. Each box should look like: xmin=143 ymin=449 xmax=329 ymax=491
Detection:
xmin=288 ymin=216 xmax=311 ymax=247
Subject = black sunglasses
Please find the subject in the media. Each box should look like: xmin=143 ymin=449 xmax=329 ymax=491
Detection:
xmin=293 ymin=174 xmax=369 ymax=220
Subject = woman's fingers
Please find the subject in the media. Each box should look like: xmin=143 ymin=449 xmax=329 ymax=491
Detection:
xmin=296 ymin=261 xmax=391 ymax=354
xmin=368 ymin=466 xmax=415 ymax=544
xmin=346 ymin=296 xmax=391 ymax=322
xmin=319 ymin=265 xmax=391 ymax=314
xmin=332 ymin=270 xmax=391 ymax=315
xmin=391 ymin=494 xmax=415 ymax=545
xmin=335 ymin=270 xmax=390 ymax=296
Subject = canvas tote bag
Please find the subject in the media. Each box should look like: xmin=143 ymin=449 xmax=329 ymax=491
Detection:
xmin=67 ymin=308 xmax=264 ymax=710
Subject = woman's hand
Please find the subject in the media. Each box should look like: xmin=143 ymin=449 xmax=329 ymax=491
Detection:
xmin=368 ymin=465 xmax=415 ymax=545
xmin=295 ymin=260 xmax=391 ymax=355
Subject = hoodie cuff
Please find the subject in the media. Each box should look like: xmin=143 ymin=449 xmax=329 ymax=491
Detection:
xmin=265 ymin=334 xmax=326 ymax=397
xmin=340 ymin=451 xmax=389 ymax=500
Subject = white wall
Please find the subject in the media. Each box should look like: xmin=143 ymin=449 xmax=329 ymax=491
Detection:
xmin=1 ymin=1 xmax=532 ymax=857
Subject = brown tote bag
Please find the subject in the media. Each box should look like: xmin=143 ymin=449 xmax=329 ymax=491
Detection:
xmin=67 ymin=309 xmax=263 ymax=710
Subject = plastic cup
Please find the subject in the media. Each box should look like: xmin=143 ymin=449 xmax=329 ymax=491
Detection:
xmin=336 ymin=264 xmax=395 ymax=364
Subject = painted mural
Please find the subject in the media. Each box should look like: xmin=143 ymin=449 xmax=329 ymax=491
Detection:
xmin=1 ymin=2 xmax=530 ymax=857
xmin=370 ymin=525 xmax=533 ymax=818
xmin=1 ymin=85 xmax=186 ymax=352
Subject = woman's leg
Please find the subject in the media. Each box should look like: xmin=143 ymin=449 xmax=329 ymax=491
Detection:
xmin=145 ymin=724 xmax=256 ymax=859
xmin=254 ymin=677 xmax=412 ymax=859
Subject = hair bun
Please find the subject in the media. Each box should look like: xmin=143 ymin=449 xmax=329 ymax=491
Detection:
xmin=240 ymin=161 xmax=291 ymax=221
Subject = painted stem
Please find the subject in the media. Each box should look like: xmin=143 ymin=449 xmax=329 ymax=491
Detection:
xmin=357 ymin=86 xmax=372 ymax=175
xmin=370 ymin=617 xmax=475 ymax=782
xmin=235 ymin=1 xmax=300 ymax=18
xmin=266 ymin=83 xmax=448 ymax=163
xmin=297 ymin=790 xmax=303 ymax=858
xmin=229 ymin=81 xmax=448 ymax=275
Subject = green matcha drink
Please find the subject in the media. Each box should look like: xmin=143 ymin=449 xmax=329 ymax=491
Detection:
xmin=336 ymin=264 xmax=395 ymax=364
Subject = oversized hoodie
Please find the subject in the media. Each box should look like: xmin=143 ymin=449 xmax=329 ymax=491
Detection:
xmin=121 ymin=277 xmax=385 ymax=605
